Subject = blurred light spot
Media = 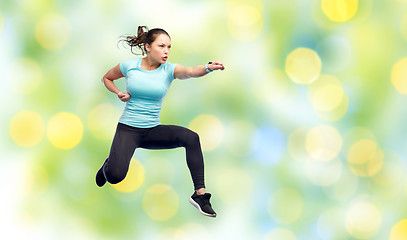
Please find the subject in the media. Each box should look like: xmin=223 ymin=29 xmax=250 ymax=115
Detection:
xmin=306 ymin=158 xmax=342 ymax=186
xmin=288 ymin=127 xmax=310 ymax=162
xmin=321 ymin=0 xmax=358 ymax=22
xmin=7 ymin=58 xmax=43 ymax=94
xmin=316 ymin=36 xmax=352 ymax=73
xmin=347 ymin=139 xmax=383 ymax=177
xmin=23 ymin=162 xmax=49 ymax=197
xmin=308 ymin=75 xmax=349 ymax=122
xmin=188 ymin=114 xmax=224 ymax=151
xmin=402 ymin=14 xmax=407 ymax=41
xmin=264 ymin=228 xmax=297 ymax=240
xmin=345 ymin=201 xmax=382 ymax=239
xmin=390 ymin=219 xmax=407 ymax=240
xmin=47 ymin=112 xmax=83 ymax=149
xmin=225 ymin=120 xmax=256 ymax=157
xmin=324 ymin=169 xmax=358 ymax=201
xmin=9 ymin=111 xmax=45 ymax=147
xmin=372 ymin=151 xmax=403 ymax=187
xmin=227 ymin=2 xmax=263 ymax=42
xmin=112 ymin=158 xmax=144 ymax=193
xmin=252 ymin=127 xmax=285 ymax=164
xmin=391 ymin=58 xmax=407 ymax=94
xmin=142 ymin=184 xmax=179 ymax=221
xmin=311 ymin=84 xmax=344 ymax=111
xmin=217 ymin=169 xmax=253 ymax=205
xmin=35 ymin=13 xmax=71 ymax=50
xmin=87 ymin=103 xmax=121 ymax=140
xmin=268 ymin=188 xmax=303 ymax=224
xmin=285 ymin=48 xmax=322 ymax=85
xmin=306 ymin=125 xmax=342 ymax=161
xmin=317 ymin=208 xmax=348 ymax=240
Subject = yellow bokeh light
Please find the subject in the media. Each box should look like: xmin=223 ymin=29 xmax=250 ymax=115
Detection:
xmin=390 ymin=219 xmax=407 ymax=240
xmin=264 ymin=228 xmax=297 ymax=240
xmin=345 ymin=201 xmax=382 ymax=239
xmin=321 ymin=0 xmax=359 ymax=22
xmin=347 ymin=139 xmax=383 ymax=177
xmin=9 ymin=111 xmax=45 ymax=147
xmin=311 ymin=84 xmax=345 ymax=111
xmin=47 ymin=112 xmax=83 ymax=149
xmin=35 ymin=13 xmax=71 ymax=50
xmin=306 ymin=125 xmax=342 ymax=161
xmin=308 ymin=75 xmax=349 ymax=121
xmin=112 ymin=158 xmax=144 ymax=193
xmin=188 ymin=114 xmax=224 ymax=151
xmin=268 ymin=188 xmax=303 ymax=224
xmin=7 ymin=58 xmax=43 ymax=94
xmin=87 ymin=103 xmax=121 ymax=140
xmin=142 ymin=184 xmax=179 ymax=221
xmin=391 ymin=58 xmax=407 ymax=94
xmin=285 ymin=48 xmax=322 ymax=85
xmin=228 ymin=4 xmax=264 ymax=42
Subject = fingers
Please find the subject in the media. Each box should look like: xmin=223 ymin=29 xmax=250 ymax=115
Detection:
xmin=211 ymin=60 xmax=225 ymax=71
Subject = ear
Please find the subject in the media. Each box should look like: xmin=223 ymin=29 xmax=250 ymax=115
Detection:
xmin=145 ymin=43 xmax=151 ymax=52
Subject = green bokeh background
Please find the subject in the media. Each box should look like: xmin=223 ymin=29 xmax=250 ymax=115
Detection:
xmin=2 ymin=0 xmax=407 ymax=239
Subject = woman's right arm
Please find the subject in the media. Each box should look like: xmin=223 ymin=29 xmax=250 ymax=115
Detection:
xmin=102 ymin=64 xmax=130 ymax=102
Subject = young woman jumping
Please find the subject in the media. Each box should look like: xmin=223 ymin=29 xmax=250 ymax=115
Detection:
xmin=95 ymin=26 xmax=225 ymax=218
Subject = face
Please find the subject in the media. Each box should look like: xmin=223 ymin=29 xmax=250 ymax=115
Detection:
xmin=145 ymin=34 xmax=171 ymax=64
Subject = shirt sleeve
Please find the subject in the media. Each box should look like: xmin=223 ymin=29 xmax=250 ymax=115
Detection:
xmin=165 ymin=62 xmax=177 ymax=82
xmin=119 ymin=60 xmax=131 ymax=78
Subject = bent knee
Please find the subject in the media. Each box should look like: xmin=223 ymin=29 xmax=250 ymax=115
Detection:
xmin=104 ymin=167 xmax=127 ymax=184
xmin=182 ymin=130 xmax=201 ymax=147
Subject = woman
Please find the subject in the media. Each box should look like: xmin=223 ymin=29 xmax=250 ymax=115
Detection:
xmin=96 ymin=26 xmax=225 ymax=218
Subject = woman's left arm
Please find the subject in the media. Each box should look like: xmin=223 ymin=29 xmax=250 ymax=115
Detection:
xmin=174 ymin=60 xmax=225 ymax=80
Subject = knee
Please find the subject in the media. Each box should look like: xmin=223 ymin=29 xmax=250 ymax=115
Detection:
xmin=183 ymin=130 xmax=200 ymax=148
xmin=104 ymin=166 xmax=127 ymax=184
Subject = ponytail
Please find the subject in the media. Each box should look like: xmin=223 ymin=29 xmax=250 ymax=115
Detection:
xmin=118 ymin=26 xmax=171 ymax=55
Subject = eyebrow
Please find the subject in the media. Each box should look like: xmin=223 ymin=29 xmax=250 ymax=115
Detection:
xmin=160 ymin=43 xmax=171 ymax=46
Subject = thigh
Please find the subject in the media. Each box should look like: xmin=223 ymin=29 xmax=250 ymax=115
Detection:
xmin=107 ymin=123 xmax=142 ymax=168
xmin=140 ymin=125 xmax=193 ymax=150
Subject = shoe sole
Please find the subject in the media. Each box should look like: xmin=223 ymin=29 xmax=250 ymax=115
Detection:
xmin=189 ymin=197 xmax=217 ymax=218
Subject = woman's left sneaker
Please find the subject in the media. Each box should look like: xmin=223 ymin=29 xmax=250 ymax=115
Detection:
xmin=189 ymin=192 xmax=217 ymax=217
xmin=95 ymin=158 xmax=107 ymax=187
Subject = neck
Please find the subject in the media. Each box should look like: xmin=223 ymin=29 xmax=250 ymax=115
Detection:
xmin=142 ymin=56 xmax=160 ymax=70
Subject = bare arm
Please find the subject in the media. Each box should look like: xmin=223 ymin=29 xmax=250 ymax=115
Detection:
xmin=102 ymin=64 xmax=130 ymax=102
xmin=174 ymin=60 xmax=225 ymax=80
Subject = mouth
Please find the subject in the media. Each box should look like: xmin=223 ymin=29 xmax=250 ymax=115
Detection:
xmin=162 ymin=56 xmax=168 ymax=61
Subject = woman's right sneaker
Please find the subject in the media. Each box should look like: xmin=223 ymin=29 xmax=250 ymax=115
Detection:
xmin=189 ymin=192 xmax=217 ymax=218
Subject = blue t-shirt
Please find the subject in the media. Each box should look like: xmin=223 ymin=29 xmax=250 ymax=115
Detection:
xmin=118 ymin=58 xmax=177 ymax=128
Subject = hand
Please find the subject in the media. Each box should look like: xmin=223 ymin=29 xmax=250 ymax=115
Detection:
xmin=209 ymin=60 xmax=225 ymax=71
xmin=117 ymin=91 xmax=131 ymax=102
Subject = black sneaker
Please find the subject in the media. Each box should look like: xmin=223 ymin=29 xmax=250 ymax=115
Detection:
xmin=95 ymin=158 xmax=107 ymax=187
xmin=189 ymin=192 xmax=217 ymax=217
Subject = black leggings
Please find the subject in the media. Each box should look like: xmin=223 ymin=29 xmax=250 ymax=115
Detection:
xmin=103 ymin=123 xmax=205 ymax=190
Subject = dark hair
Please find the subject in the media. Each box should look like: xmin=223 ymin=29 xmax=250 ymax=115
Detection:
xmin=118 ymin=26 xmax=171 ymax=55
